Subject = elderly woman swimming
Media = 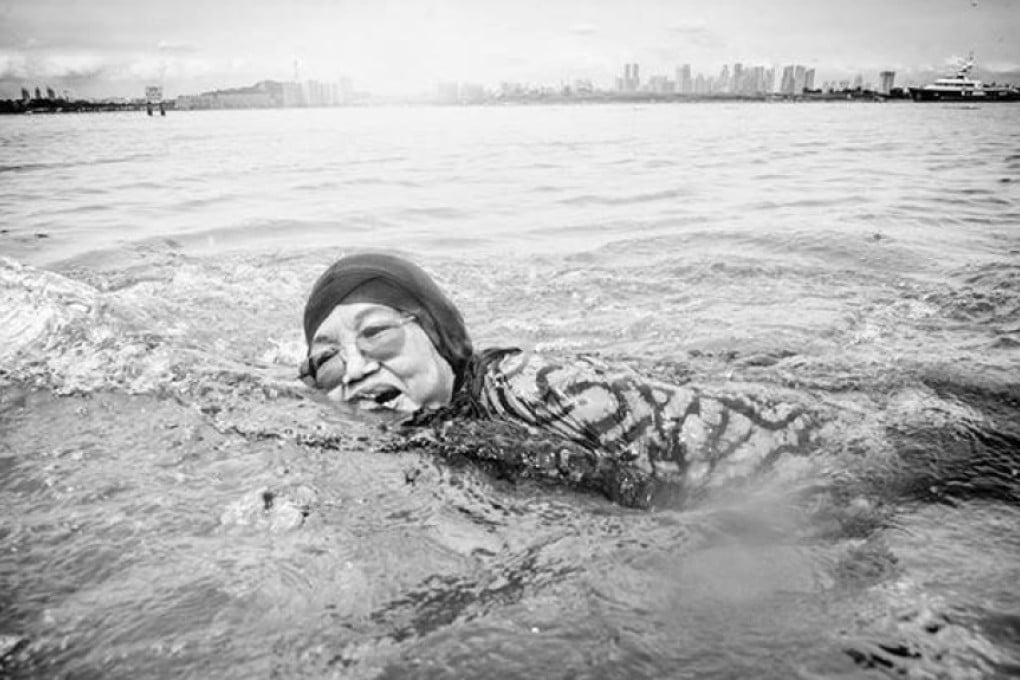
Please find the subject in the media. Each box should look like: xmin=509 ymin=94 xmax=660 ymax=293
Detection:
xmin=300 ymin=253 xmax=818 ymax=507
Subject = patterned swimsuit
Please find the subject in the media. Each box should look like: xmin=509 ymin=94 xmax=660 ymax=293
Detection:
xmin=404 ymin=348 xmax=820 ymax=508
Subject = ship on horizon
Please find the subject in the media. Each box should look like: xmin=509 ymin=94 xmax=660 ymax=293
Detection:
xmin=909 ymin=53 xmax=1019 ymax=102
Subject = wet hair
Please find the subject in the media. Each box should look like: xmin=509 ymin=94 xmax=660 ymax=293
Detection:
xmin=303 ymin=253 xmax=474 ymax=389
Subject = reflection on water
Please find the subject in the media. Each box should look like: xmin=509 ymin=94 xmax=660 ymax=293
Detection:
xmin=2 ymin=104 xmax=1019 ymax=678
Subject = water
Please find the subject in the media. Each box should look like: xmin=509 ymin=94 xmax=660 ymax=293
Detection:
xmin=1 ymin=103 xmax=1019 ymax=679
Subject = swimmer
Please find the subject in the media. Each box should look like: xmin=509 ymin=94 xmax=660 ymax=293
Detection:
xmin=300 ymin=253 xmax=818 ymax=507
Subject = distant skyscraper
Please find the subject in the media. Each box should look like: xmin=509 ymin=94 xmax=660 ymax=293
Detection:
xmin=677 ymin=64 xmax=692 ymax=95
xmin=620 ymin=63 xmax=641 ymax=92
xmin=780 ymin=66 xmax=796 ymax=95
xmin=732 ymin=63 xmax=743 ymax=94
xmin=748 ymin=66 xmax=764 ymax=94
xmin=853 ymin=73 xmax=863 ymax=90
xmin=20 ymin=87 xmax=30 ymax=102
xmin=717 ymin=65 xmax=730 ymax=93
xmin=793 ymin=65 xmax=806 ymax=93
xmin=804 ymin=68 xmax=816 ymax=91
xmin=879 ymin=71 xmax=895 ymax=94
xmin=282 ymin=81 xmax=304 ymax=107
xmin=648 ymin=75 xmax=671 ymax=94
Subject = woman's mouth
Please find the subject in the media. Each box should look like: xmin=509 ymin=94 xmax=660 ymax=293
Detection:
xmin=371 ymin=387 xmax=402 ymax=406
xmin=347 ymin=385 xmax=407 ymax=411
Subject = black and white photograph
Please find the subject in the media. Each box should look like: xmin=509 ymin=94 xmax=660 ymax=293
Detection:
xmin=2 ymin=1 xmax=1019 ymax=677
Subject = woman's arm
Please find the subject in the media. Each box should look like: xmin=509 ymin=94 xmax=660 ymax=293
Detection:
xmin=476 ymin=351 xmax=819 ymax=495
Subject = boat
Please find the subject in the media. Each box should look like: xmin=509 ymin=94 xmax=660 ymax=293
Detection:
xmin=909 ymin=54 xmax=1020 ymax=102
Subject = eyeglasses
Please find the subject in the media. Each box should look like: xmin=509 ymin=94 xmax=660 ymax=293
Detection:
xmin=299 ymin=315 xmax=415 ymax=391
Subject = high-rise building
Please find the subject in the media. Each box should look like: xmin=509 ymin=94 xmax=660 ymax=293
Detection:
xmin=648 ymin=75 xmax=672 ymax=94
xmin=794 ymin=65 xmax=806 ymax=93
xmin=739 ymin=65 xmax=760 ymax=94
xmin=620 ymin=63 xmax=641 ymax=92
xmin=804 ymin=68 xmax=816 ymax=91
xmin=780 ymin=65 xmax=796 ymax=95
xmin=879 ymin=71 xmax=895 ymax=94
xmin=620 ymin=64 xmax=640 ymax=92
xmin=677 ymin=64 xmax=692 ymax=94
xmin=732 ymin=63 xmax=743 ymax=94
xmin=717 ymin=65 xmax=730 ymax=93
xmin=852 ymin=74 xmax=863 ymax=90
xmin=282 ymin=81 xmax=304 ymax=106
xmin=764 ymin=67 xmax=775 ymax=94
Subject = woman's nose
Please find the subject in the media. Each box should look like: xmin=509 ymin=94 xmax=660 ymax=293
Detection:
xmin=341 ymin=347 xmax=379 ymax=384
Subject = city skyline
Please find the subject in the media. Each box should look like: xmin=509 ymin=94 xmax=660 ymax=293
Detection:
xmin=2 ymin=0 xmax=1019 ymax=99
xmin=1 ymin=58 xmax=897 ymax=109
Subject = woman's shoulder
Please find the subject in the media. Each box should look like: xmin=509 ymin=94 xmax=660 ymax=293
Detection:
xmin=478 ymin=349 xmax=683 ymax=405
xmin=482 ymin=348 xmax=621 ymax=383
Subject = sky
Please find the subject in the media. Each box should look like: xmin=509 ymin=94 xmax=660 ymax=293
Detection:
xmin=1 ymin=0 xmax=1019 ymax=99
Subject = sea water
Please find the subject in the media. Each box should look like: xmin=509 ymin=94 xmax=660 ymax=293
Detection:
xmin=1 ymin=103 xmax=1019 ymax=678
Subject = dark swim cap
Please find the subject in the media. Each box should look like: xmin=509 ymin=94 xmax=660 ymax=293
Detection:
xmin=303 ymin=253 xmax=473 ymax=389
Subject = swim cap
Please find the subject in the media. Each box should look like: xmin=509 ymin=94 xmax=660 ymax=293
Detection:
xmin=303 ymin=253 xmax=473 ymax=389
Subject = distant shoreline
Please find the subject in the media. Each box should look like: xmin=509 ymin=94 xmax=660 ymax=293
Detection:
xmin=0 ymin=92 xmax=912 ymax=115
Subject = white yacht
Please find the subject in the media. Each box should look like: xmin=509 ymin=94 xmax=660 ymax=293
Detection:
xmin=909 ymin=55 xmax=1019 ymax=102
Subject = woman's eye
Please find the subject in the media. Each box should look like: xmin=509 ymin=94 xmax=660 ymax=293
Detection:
xmin=359 ymin=324 xmax=395 ymax=340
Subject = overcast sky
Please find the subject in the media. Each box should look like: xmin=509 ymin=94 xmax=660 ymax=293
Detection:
xmin=1 ymin=0 xmax=1018 ymax=98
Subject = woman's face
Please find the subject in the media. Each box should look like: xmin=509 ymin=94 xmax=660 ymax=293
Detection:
xmin=301 ymin=302 xmax=454 ymax=412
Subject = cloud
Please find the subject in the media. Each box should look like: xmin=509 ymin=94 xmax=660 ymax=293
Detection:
xmin=0 ymin=50 xmax=217 ymax=85
xmin=157 ymin=40 xmax=198 ymax=55
xmin=665 ymin=19 xmax=723 ymax=49
xmin=0 ymin=52 xmax=107 ymax=81
xmin=942 ymin=54 xmax=970 ymax=67
xmin=567 ymin=23 xmax=597 ymax=36
xmin=0 ymin=54 xmax=29 ymax=80
xmin=119 ymin=56 xmax=215 ymax=81
xmin=667 ymin=19 xmax=710 ymax=35
xmin=38 ymin=54 xmax=109 ymax=79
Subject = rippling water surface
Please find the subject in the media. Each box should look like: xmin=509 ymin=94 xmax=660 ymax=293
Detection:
xmin=2 ymin=103 xmax=1020 ymax=679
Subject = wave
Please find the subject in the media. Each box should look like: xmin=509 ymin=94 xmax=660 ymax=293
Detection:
xmin=0 ymin=152 xmax=157 ymax=175
xmin=0 ymin=256 xmax=101 ymax=366
xmin=559 ymin=188 xmax=693 ymax=206
xmin=0 ymin=256 xmax=303 ymax=401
